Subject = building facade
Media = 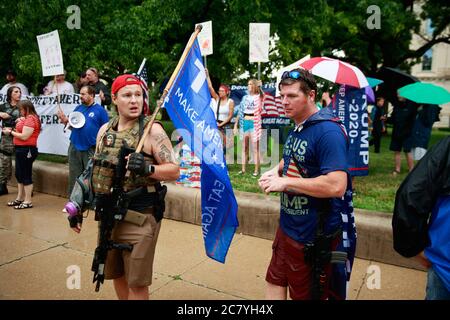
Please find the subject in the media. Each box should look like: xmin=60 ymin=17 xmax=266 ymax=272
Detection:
xmin=410 ymin=2 xmax=450 ymax=128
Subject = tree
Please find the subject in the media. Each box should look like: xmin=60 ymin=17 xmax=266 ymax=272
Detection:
xmin=317 ymin=0 xmax=449 ymax=74
xmin=1 ymin=0 xmax=447 ymax=96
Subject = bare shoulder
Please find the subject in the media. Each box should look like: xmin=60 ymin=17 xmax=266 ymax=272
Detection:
xmin=96 ymin=123 xmax=109 ymax=143
xmin=148 ymin=122 xmax=171 ymax=144
xmin=98 ymin=123 xmax=109 ymax=136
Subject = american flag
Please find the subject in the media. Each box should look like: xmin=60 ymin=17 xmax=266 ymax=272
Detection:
xmin=261 ymin=93 xmax=285 ymax=118
xmin=135 ymin=59 xmax=150 ymax=116
xmin=252 ymin=94 xmax=263 ymax=143
xmin=285 ymin=158 xmax=302 ymax=178
xmin=261 ymin=93 xmax=278 ymax=117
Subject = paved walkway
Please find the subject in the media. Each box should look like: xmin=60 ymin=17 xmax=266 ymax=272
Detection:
xmin=0 ymin=188 xmax=427 ymax=300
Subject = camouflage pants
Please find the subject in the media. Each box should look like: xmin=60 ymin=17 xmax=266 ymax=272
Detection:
xmin=0 ymin=135 xmax=14 ymax=184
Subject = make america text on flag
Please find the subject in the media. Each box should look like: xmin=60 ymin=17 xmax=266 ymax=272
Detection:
xmin=162 ymin=39 xmax=239 ymax=263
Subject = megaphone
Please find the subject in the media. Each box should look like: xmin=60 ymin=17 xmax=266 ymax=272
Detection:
xmin=64 ymin=111 xmax=86 ymax=131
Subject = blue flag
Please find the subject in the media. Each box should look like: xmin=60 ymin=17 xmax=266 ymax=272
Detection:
xmin=331 ymin=85 xmax=369 ymax=177
xmin=163 ymin=40 xmax=239 ymax=263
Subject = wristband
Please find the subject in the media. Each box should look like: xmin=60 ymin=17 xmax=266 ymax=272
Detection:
xmin=148 ymin=164 xmax=155 ymax=176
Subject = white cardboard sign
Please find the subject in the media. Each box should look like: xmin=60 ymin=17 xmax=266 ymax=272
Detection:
xmin=195 ymin=21 xmax=213 ymax=56
xmin=36 ymin=30 xmax=64 ymax=77
xmin=249 ymin=23 xmax=270 ymax=63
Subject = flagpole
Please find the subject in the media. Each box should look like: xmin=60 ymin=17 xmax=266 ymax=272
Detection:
xmin=137 ymin=58 xmax=146 ymax=75
xmin=54 ymin=74 xmax=63 ymax=114
xmin=135 ymin=25 xmax=203 ymax=153
xmin=257 ymin=62 xmax=261 ymax=80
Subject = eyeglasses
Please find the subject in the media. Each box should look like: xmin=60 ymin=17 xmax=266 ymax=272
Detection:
xmin=281 ymin=68 xmax=317 ymax=91
xmin=281 ymin=70 xmax=302 ymax=80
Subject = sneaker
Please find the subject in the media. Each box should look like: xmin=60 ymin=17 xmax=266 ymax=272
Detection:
xmin=62 ymin=208 xmax=67 ymax=213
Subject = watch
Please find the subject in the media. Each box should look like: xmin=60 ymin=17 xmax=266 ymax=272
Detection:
xmin=148 ymin=164 xmax=155 ymax=176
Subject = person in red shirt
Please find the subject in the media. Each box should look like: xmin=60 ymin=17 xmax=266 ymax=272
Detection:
xmin=2 ymin=100 xmax=41 ymax=209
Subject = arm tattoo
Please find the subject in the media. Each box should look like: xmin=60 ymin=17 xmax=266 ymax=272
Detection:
xmin=153 ymin=133 xmax=169 ymax=144
xmin=158 ymin=144 xmax=176 ymax=163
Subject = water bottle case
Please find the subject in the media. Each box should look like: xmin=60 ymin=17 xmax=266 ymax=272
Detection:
xmin=65 ymin=158 xmax=95 ymax=216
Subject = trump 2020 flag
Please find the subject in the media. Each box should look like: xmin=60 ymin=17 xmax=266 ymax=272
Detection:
xmin=163 ymin=39 xmax=239 ymax=263
xmin=331 ymin=85 xmax=369 ymax=177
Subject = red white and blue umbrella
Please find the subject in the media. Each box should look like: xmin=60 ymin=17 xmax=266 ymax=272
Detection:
xmin=300 ymin=57 xmax=369 ymax=89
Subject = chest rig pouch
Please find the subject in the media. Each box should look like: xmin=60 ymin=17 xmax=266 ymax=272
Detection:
xmin=91 ymin=115 xmax=165 ymax=223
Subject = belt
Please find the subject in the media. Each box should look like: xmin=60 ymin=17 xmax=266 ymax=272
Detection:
xmin=124 ymin=185 xmax=157 ymax=194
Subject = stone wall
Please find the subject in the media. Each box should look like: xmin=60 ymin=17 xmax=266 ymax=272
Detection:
xmin=10 ymin=160 xmax=425 ymax=271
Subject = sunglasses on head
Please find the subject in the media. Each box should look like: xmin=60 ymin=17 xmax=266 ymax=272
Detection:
xmin=281 ymin=69 xmax=317 ymax=94
xmin=281 ymin=70 xmax=303 ymax=80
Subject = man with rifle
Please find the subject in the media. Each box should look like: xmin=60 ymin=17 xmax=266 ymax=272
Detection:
xmin=258 ymin=69 xmax=356 ymax=300
xmin=69 ymin=74 xmax=179 ymax=300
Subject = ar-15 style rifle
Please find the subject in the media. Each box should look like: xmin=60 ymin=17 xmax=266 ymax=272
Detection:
xmin=91 ymin=143 xmax=134 ymax=292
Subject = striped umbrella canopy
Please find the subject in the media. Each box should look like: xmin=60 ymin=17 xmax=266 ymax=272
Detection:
xmin=300 ymin=57 xmax=369 ymax=88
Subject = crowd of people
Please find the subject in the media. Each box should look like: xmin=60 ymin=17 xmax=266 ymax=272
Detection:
xmin=0 ymin=64 xmax=447 ymax=301
xmin=0 ymin=66 xmax=113 ymax=208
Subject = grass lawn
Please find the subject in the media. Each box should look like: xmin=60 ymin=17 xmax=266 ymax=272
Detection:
xmin=36 ymin=119 xmax=448 ymax=213
xmin=227 ymin=127 xmax=449 ymax=213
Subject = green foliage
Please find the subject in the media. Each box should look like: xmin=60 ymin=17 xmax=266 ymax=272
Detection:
xmin=230 ymin=128 xmax=449 ymax=213
xmin=1 ymin=0 xmax=447 ymax=95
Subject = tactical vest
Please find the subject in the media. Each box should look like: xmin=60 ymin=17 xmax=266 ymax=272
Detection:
xmin=92 ymin=116 xmax=158 ymax=194
xmin=0 ymin=102 xmax=20 ymax=128
xmin=0 ymin=103 xmax=19 ymax=152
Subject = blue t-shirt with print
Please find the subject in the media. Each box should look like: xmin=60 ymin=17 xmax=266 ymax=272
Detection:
xmin=70 ymin=103 xmax=109 ymax=151
xmin=279 ymin=108 xmax=354 ymax=244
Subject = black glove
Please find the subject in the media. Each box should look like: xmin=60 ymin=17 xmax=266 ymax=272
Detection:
xmin=68 ymin=214 xmax=83 ymax=229
xmin=127 ymin=152 xmax=149 ymax=175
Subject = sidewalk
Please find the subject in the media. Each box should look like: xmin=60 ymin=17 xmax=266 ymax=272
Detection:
xmin=0 ymin=188 xmax=427 ymax=300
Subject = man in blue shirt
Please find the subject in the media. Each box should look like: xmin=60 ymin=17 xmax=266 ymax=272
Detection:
xmin=393 ymin=136 xmax=450 ymax=300
xmin=58 ymin=85 xmax=109 ymax=196
xmin=258 ymin=68 xmax=356 ymax=300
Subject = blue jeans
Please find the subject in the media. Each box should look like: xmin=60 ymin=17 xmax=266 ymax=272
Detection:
xmin=426 ymin=267 xmax=450 ymax=300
